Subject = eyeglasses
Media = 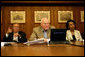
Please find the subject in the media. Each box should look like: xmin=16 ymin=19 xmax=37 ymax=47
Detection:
xmin=43 ymin=23 xmax=50 ymax=25
xmin=13 ymin=26 xmax=19 ymax=29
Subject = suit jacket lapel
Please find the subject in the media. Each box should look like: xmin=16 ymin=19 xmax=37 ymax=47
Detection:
xmin=40 ymin=27 xmax=44 ymax=38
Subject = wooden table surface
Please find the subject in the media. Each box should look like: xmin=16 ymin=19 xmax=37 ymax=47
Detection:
xmin=1 ymin=42 xmax=84 ymax=56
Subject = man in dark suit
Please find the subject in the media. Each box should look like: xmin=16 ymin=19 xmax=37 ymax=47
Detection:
xmin=3 ymin=24 xmax=27 ymax=42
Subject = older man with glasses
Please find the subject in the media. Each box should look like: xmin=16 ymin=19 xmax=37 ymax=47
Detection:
xmin=29 ymin=18 xmax=55 ymax=42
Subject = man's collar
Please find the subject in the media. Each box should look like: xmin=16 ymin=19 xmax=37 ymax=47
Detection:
xmin=40 ymin=26 xmax=50 ymax=32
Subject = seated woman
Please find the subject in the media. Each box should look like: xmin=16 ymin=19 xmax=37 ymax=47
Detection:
xmin=66 ymin=20 xmax=83 ymax=41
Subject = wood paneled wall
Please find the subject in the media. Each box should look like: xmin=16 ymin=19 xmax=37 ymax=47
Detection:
xmin=1 ymin=6 xmax=84 ymax=41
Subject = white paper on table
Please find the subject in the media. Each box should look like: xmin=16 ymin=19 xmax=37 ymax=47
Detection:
xmin=1 ymin=42 xmax=5 ymax=47
xmin=1 ymin=42 xmax=15 ymax=47
xmin=24 ymin=38 xmax=50 ymax=44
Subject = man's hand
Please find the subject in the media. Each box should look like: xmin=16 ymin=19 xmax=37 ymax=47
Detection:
xmin=14 ymin=33 xmax=21 ymax=38
xmin=44 ymin=39 xmax=48 ymax=43
xmin=14 ymin=33 xmax=19 ymax=37
xmin=7 ymin=27 xmax=12 ymax=34
xmin=44 ymin=38 xmax=50 ymax=43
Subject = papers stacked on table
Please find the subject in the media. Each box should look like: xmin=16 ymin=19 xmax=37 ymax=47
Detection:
xmin=24 ymin=38 xmax=50 ymax=45
xmin=24 ymin=38 xmax=45 ymax=44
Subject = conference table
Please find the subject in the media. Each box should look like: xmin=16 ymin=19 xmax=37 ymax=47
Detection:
xmin=1 ymin=41 xmax=84 ymax=56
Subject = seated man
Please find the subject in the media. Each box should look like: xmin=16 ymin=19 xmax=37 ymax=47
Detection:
xmin=3 ymin=23 xmax=27 ymax=42
xmin=29 ymin=18 xmax=55 ymax=42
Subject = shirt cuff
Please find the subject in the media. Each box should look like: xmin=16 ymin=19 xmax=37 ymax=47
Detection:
xmin=6 ymin=33 xmax=9 ymax=38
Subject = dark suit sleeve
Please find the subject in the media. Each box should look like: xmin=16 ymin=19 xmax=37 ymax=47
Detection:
xmin=18 ymin=32 xmax=27 ymax=42
xmin=3 ymin=35 xmax=8 ymax=42
xmin=3 ymin=33 xmax=13 ymax=42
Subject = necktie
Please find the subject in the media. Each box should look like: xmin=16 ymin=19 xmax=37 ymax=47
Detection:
xmin=44 ymin=31 xmax=47 ymax=38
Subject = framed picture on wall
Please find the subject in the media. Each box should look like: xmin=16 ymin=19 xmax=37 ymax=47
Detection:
xmin=10 ymin=11 xmax=26 ymax=23
xmin=58 ymin=11 xmax=73 ymax=23
xmin=80 ymin=11 xmax=84 ymax=22
xmin=34 ymin=11 xmax=50 ymax=23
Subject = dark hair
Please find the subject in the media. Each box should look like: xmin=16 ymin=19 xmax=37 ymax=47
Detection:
xmin=66 ymin=20 xmax=76 ymax=30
